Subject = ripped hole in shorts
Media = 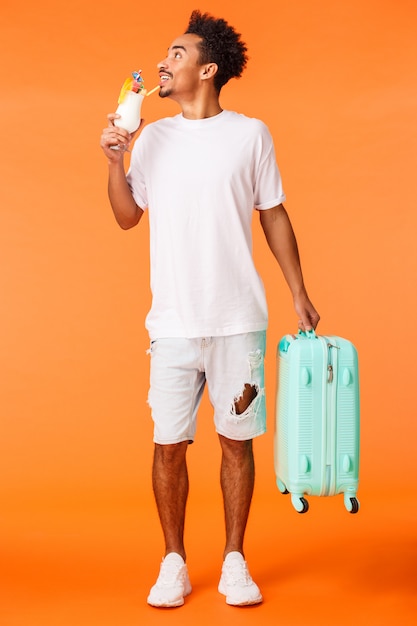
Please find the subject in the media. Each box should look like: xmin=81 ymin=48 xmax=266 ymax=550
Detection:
xmin=228 ymin=347 xmax=265 ymax=423
xmin=229 ymin=382 xmax=264 ymax=425
xmin=233 ymin=383 xmax=259 ymax=415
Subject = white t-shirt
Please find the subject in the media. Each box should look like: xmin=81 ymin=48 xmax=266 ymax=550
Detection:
xmin=127 ymin=110 xmax=286 ymax=339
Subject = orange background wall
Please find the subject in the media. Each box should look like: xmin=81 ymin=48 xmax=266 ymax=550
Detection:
xmin=1 ymin=1 xmax=417 ymax=624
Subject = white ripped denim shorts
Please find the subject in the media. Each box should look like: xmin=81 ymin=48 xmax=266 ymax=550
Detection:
xmin=147 ymin=331 xmax=267 ymax=444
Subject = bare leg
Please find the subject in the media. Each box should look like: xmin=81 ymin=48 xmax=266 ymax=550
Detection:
xmin=219 ymin=434 xmax=255 ymax=560
xmin=219 ymin=382 xmax=258 ymax=558
xmin=217 ymin=439 xmax=262 ymax=606
xmin=152 ymin=441 xmax=189 ymax=561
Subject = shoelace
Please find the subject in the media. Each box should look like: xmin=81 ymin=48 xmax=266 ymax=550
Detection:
xmin=224 ymin=561 xmax=252 ymax=585
xmin=158 ymin=562 xmax=184 ymax=585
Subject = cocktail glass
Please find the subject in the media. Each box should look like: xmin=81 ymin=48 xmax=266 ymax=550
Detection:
xmin=110 ymin=90 xmax=144 ymax=151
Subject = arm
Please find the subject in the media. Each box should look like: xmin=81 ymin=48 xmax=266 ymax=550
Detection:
xmin=100 ymin=114 xmax=144 ymax=230
xmin=259 ymin=203 xmax=320 ymax=331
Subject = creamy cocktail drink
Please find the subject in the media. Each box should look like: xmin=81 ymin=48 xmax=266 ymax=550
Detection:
xmin=114 ymin=71 xmax=146 ymax=133
xmin=111 ymin=71 xmax=159 ymax=149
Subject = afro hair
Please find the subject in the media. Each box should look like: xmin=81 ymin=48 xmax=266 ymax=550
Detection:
xmin=185 ymin=10 xmax=248 ymax=92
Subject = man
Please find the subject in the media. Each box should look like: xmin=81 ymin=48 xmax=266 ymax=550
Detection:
xmin=100 ymin=10 xmax=319 ymax=608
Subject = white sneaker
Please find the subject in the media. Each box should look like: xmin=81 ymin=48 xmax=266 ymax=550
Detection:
xmin=218 ymin=551 xmax=263 ymax=606
xmin=147 ymin=553 xmax=192 ymax=608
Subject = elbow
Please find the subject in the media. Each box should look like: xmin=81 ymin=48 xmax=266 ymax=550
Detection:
xmin=118 ymin=218 xmax=138 ymax=230
xmin=115 ymin=207 xmax=144 ymax=230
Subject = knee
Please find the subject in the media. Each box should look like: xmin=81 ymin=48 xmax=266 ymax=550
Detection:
xmin=154 ymin=441 xmax=188 ymax=466
xmin=219 ymin=435 xmax=253 ymax=461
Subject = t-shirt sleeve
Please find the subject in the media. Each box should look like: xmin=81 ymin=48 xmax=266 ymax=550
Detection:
xmin=253 ymin=122 xmax=286 ymax=210
xmin=126 ymin=132 xmax=148 ymax=210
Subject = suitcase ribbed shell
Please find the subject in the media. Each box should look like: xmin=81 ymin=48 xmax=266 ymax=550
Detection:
xmin=274 ymin=331 xmax=360 ymax=513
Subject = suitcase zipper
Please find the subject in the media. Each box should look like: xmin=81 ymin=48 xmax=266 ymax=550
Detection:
xmin=323 ymin=339 xmax=339 ymax=496
xmin=327 ymin=341 xmax=339 ymax=382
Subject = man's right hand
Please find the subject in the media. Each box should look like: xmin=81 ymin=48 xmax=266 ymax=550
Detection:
xmin=100 ymin=114 xmax=143 ymax=161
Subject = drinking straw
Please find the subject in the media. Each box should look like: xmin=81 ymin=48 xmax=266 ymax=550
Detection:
xmin=146 ymin=86 xmax=160 ymax=97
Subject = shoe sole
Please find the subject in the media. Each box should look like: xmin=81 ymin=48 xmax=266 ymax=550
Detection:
xmin=147 ymin=598 xmax=185 ymax=608
xmin=224 ymin=596 xmax=263 ymax=606
xmin=218 ymin=583 xmax=263 ymax=606
xmin=147 ymin=584 xmax=192 ymax=608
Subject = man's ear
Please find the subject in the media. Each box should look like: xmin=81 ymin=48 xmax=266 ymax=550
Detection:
xmin=201 ymin=62 xmax=218 ymax=80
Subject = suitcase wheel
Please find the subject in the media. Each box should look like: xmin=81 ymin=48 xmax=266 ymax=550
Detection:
xmin=348 ymin=497 xmax=360 ymax=514
xmin=291 ymin=494 xmax=309 ymax=514
xmin=344 ymin=493 xmax=360 ymax=514
xmin=277 ymin=479 xmax=289 ymax=495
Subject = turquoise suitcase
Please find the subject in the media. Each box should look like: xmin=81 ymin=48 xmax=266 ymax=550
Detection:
xmin=274 ymin=330 xmax=360 ymax=514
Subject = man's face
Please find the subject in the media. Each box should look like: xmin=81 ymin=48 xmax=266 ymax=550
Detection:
xmin=157 ymin=33 xmax=204 ymax=100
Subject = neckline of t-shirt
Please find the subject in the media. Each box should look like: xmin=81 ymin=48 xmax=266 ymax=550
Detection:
xmin=177 ymin=109 xmax=230 ymax=127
